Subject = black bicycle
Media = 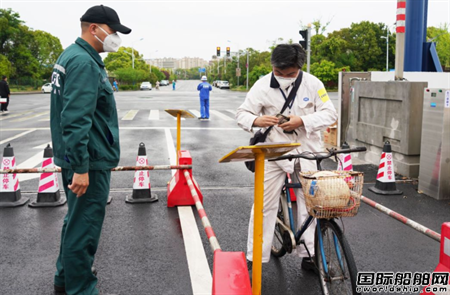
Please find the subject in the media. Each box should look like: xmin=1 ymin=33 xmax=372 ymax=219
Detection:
xmin=269 ymin=146 xmax=366 ymax=295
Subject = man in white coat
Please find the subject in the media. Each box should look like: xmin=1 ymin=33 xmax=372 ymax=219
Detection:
xmin=236 ymin=44 xmax=338 ymax=272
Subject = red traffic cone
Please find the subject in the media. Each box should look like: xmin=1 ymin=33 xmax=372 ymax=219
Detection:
xmin=368 ymin=141 xmax=402 ymax=195
xmin=421 ymin=222 xmax=450 ymax=295
xmin=0 ymin=143 xmax=29 ymax=207
xmin=29 ymin=144 xmax=66 ymax=208
xmin=126 ymin=142 xmax=158 ymax=203
xmin=337 ymin=142 xmax=353 ymax=171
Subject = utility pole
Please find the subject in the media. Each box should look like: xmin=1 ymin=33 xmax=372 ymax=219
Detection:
xmin=237 ymin=51 xmax=240 ymax=86
xmin=307 ymin=24 xmax=311 ymax=73
xmin=381 ymin=29 xmax=389 ymax=71
xmin=395 ymin=0 xmax=406 ymax=80
xmin=246 ymin=50 xmax=249 ymax=90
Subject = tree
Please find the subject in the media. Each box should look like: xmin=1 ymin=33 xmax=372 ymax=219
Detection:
xmin=310 ymin=60 xmax=337 ymax=84
xmin=115 ymin=68 xmax=148 ymax=85
xmin=427 ymin=24 xmax=450 ymax=67
xmin=33 ymin=30 xmax=63 ymax=79
xmin=104 ymin=47 xmax=149 ymax=73
xmin=0 ymin=54 xmax=12 ymax=77
xmin=348 ymin=21 xmax=385 ymax=71
xmin=0 ymin=9 xmax=23 ymax=57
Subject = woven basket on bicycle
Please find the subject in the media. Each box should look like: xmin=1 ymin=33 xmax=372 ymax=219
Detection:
xmin=299 ymin=170 xmax=364 ymax=219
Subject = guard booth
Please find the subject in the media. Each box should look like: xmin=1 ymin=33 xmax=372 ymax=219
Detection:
xmin=418 ymin=88 xmax=450 ymax=200
xmin=348 ymin=80 xmax=428 ymax=178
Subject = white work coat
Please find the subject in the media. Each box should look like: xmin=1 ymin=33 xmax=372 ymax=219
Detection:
xmin=236 ymin=71 xmax=338 ymax=173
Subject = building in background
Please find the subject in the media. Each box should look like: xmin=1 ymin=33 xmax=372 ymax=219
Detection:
xmin=145 ymin=57 xmax=208 ymax=70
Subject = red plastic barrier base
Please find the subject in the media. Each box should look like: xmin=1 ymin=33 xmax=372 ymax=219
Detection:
xmin=212 ymin=250 xmax=252 ymax=295
xmin=422 ymin=222 xmax=450 ymax=295
xmin=167 ymin=150 xmax=203 ymax=207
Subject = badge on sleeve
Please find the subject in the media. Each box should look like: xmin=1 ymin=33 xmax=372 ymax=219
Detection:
xmin=318 ymin=88 xmax=330 ymax=103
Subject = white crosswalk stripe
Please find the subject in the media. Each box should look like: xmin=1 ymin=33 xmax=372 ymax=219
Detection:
xmin=189 ymin=110 xmax=201 ymax=118
xmin=10 ymin=111 xmax=49 ymax=122
xmin=210 ymin=110 xmax=233 ymax=121
xmin=148 ymin=110 xmax=159 ymax=120
xmin=122 ymin=110 xmax=139 ymax=120
xmin=1 ymin=109 xmax=237 ymax=122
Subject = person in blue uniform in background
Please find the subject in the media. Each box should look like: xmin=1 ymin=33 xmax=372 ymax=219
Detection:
xmin=197 ymin=76 xmax=212 ymax=120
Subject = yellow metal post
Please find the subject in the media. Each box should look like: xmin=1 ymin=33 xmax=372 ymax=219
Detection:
xmin=177 ymin=113 xmax=181 ymax=164
xmin=252 ymin=150 xmax=265 ymax=295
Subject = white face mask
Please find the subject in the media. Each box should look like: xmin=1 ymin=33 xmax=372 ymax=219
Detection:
xmin=94 ymin=25 xmax=122 ymax=52
xmin=275 ymin=75 xmax=297 ymax=89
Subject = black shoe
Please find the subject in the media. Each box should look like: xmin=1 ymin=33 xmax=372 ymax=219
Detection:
xmin=54 ymin=267 xmax=97 ymax=293
xmin=302 ymin=257 xmax=319 ymax=275
xmin=198 ymin=117 xmax=203 ymax=120
xmin=54 ymin=284 xmax=65 ymax=294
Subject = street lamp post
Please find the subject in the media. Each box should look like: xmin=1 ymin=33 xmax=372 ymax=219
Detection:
xmin=131 ymin=38 xmax=144 ymax=69
xmin=381 ymin=30 xmax=389 ymax=72
xmin=148 ymin=50 xmax=158 ymax=73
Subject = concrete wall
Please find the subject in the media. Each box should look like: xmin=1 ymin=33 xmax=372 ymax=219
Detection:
xmin=349 ymin=81 xmax=428 ymax=178
xmin=371 ymin=71 xmax=450 ymax=88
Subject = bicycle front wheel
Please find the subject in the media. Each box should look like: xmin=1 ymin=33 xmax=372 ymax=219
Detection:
xmin=271 ymin=197 xmax=288 ymax=257
xmin=315 ymin=219 xmax=359 ymax=295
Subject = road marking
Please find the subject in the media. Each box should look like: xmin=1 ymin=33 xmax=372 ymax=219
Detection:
xmin=189 ymin=110 xmax=201 ymax=118
xmin=10 ymin=111 xmax=49 ymax=122
xmin=121 ymin=110 xmax=139 ymax=120
xmin=0 ymin=110 xmax=33 ymax=121
xmin=210 ymin=110 xmax=234 ymax=121
xmin=173 ymin=117 xmax=186 ymax=120
xmin=17 ymin=150 xmax=45 ymax=182
xmin=38 ymin=117 xmax=50 ymax=121
xmin=0 ymin=129 xmax=37 ymax=145
xmin=165 ymin=128 xmax=212 ymax=295
xmin=33 ymin=141 xmax=52 ymax=149
xmin=148 ymin=110 xmax=159 ymax=120
xmin=2 ymin=127 xmax=243 ymax=131
xmin=178 ymin=207 xmax=213 ymax=295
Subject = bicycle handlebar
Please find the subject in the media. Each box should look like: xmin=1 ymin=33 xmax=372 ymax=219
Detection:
xmin=269 ymin=146 xmax=367 ymax=162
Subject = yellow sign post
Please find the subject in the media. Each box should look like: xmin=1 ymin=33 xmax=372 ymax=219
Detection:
xmin=165 ymin=109 xmax=196 ymax=164
xmin=219 ymin=142 xmax=300 ymax=295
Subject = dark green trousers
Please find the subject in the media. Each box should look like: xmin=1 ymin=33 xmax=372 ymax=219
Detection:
xmin=54 ymin=169 xmax=111 ymax=295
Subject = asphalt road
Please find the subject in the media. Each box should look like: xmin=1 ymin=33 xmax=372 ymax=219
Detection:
xmin=0 ymin=80 xmax=448 ymax=295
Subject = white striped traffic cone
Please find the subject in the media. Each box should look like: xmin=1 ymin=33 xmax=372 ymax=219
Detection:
xmin=29 ymin=144 xmax=66 ymax=208
xmin=0 ymin=143 xmax=29 ymax=207
xmin=368 ymin=141 xmax=402 ymax=195
xmin=125 ymin=142 xmax=158 ymax=203
xmin=337 ymin=142 xmax=353 ymax=171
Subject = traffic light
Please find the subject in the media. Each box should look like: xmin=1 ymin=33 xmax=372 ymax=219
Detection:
xmin=226 ymin=47 xmax=230 ymax=57
xmin=217 ymin=47 xmax=221 ymax=57
xmin=299 ymin=30 xmax=308 ymax=49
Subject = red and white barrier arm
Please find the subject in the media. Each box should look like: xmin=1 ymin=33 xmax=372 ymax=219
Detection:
xmin=0 ymin=165 xmax=192 ymax=174
xmin=183 ymin=169 xmax=221 ymax=253
xmin=361 ymin=196 xmax=441 ymax=242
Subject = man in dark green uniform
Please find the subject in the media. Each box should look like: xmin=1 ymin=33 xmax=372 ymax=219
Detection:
xmin=50 ymin=5 xmax=131 ymax=295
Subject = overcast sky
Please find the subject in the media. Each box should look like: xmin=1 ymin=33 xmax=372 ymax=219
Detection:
xmin=2 ymin=0 xmax=449 ymax=61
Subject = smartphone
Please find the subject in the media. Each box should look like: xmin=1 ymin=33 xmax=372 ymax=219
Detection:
xmin=276 ymin=113 xmax=290 ymax=124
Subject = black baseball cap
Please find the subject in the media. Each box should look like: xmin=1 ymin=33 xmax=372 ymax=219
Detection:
xmin=80 ymin=5 xmax=131 ymax=34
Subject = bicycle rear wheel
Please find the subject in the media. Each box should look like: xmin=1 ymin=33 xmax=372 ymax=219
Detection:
xmin=271 ymin=196 xmax=288 ymax=257
xmin=315 ymin=219 xmax=359 ymax=295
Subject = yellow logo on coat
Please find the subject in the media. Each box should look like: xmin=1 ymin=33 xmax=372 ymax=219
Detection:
xmin=318 ymin=88 xmax=330 ymax=103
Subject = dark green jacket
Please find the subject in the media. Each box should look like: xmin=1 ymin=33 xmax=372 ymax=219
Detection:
xmin=50 ymin=38 xmax=120 ymax=173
